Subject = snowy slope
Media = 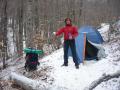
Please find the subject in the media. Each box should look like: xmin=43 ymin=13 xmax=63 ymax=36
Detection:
xmin=1 ymin=23 xmax=120 ymax=90
xmin=40 ymin=38 xmax=120 ymax=90
xmin=98 ymin=23 xmax=110 ymax=42
xmin=35 ymin=24 xmax=120 ymax=90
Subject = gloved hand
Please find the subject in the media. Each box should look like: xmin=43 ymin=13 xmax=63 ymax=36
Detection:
xmin=53 ymin=32 xmax=56 ymax=35
xmin=52 ymin=32 xmax=57 ymax=41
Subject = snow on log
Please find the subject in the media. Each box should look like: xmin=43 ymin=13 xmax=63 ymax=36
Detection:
xmin=84 ymin=70 xmax=120 ymax=90
xmin=9 ymin=72 xmax=48 ymax=90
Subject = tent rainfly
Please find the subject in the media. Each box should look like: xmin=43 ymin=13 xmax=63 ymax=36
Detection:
xmin=69 ymin=26 xmax=105 ymax=63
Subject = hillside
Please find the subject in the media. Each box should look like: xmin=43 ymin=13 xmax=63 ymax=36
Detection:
xmin=0 ymin=23 xmax=120 ymax=90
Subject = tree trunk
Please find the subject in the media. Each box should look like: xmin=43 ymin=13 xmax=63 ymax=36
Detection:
xmin=25 ymin=0 xmax=34 ymax=47
xmin=84 ymin=71 xmax=120 ymax=90
xmin=18 ymin=0 xmax=24 ymax=56
xmin=2 ymin=0 xmax=8 ymax=69
xmin=9 ymin=72 xmax=47 ymax=90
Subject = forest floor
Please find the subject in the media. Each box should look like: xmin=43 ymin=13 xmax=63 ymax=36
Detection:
xmin=0 ymin=24 xmax=120 ymax=90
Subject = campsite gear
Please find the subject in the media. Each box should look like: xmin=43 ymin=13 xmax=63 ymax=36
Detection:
xmin=64 ymin=39 xmax=79 ymax=67
xmin=24 ymin=48 xmax=43 ymax=54
xmin=24 ymin=53 xmax=39 ymax=71
xmin=68 ymin=26 xmax=104 ymax=63
xmin=24 ymin=48 xmax=43 ymax=71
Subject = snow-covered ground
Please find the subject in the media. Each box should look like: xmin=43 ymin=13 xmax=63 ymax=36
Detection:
xmin=98 ymin=23 xmax=110 ymax=42
xmin=41 ymin=38 xmax=120 ymax=90
xmin=0 ymin=23 xmax=120 ymax=90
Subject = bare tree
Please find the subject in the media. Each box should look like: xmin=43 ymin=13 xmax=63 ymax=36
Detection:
xmin=1 ymin=0 xmax=8 ymax=68
xmin=0 ymin=0 xmax=120 ymax=58
xmin=17 ymin=0 xmax=24 ymax=56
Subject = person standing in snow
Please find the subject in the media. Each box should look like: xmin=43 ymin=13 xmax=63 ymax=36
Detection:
xmin=53 ymin=18 xmax=79 ymax=69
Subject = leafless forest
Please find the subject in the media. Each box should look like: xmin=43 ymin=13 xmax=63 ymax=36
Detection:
xmin=0 ymin=0 xmax=120 ymax=68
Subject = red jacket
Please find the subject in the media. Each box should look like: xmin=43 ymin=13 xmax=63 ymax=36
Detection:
xmin=56 ymin=25 xmax=78 ymax=40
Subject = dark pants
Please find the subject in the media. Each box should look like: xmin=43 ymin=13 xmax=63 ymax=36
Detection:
xmin=64 ymin=39 xmax=79 ymax=66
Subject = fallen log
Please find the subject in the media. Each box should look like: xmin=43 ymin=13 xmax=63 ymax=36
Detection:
xmin=84 ymin=70 xmax=120 ymax=90
xmin=9 ymin=72 xmax=47 ymax=90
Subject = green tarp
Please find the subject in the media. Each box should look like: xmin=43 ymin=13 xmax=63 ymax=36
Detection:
xmin=24 ymin=48 xmax=43 ymax=54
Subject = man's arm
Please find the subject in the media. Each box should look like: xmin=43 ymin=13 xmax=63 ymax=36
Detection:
xmin=55 ymin=27 xmax=64 ymax=36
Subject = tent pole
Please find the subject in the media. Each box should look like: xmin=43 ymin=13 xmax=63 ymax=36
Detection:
xmin=83 ymin=33 xmax=86 ymax=64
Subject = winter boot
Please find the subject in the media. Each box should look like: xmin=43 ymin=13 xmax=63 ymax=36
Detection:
xmin=61 ymin=63 xmax=68 ymax=66
xmin=75 ymin=65 xmax=79 ymax=69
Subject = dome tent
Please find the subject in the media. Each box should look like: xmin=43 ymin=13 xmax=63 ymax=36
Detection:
xmin=69 ymin=26 xmax=104 ymax=63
